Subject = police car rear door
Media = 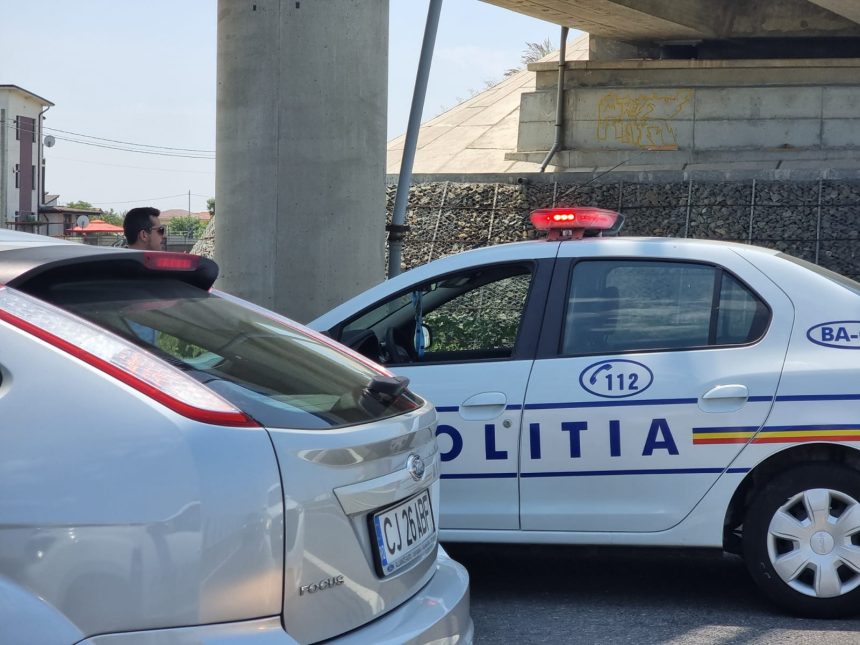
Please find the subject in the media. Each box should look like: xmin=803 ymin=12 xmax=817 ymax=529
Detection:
xmin=520 ymin=240 xmax=793 ymax=533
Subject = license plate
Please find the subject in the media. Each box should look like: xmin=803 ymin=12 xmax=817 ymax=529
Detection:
xmin=371 ymin=489 xmax=436 ymax=577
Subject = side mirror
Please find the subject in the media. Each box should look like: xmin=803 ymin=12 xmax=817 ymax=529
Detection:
xmin=415 ymin=324 xmax=432 ymax=352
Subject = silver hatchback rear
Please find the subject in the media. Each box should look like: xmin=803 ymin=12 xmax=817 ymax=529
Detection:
xmin=0 ymin=239 xmax=472 ymax=644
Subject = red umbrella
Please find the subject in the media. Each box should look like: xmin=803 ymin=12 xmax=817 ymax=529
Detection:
xmin=66 ymin=219 xmax=125 ymax=234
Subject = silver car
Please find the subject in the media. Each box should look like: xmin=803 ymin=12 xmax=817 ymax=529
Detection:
xmin=0 ymin=229 xmax=472 ymax=645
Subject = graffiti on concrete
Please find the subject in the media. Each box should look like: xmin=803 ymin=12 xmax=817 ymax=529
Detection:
xmin=597 ymin=90 xmax=693 ymax=148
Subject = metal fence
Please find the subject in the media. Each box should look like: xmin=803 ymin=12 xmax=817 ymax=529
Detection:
xmin=389 ymin=179 xmax=860 ymax=281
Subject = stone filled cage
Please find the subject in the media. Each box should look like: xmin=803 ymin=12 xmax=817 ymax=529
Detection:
xmin=385 ymin=179 xmax=860 ymax=281
xmin=383 ymin=178 xmax=860 ymax=338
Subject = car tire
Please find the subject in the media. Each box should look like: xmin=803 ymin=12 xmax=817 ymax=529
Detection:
xmin=743 ymin=463 xmax=860 ymax=617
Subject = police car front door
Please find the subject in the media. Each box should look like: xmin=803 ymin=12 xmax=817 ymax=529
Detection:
xmin=520 ymin=250 xmax=793 ymax=532
xmin=396 ymin=360 xmax=530 ymax=530
xmin=336 ymin=260 xmax=552 ymax=531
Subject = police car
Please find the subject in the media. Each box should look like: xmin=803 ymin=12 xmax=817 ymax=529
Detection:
xmin=311 ymin=206 xmax=860 ymax=618
xmin=0 ymin=229 xmax=472 ymax=644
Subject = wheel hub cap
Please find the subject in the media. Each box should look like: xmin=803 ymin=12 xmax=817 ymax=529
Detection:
xmin=811 ymin=530 xmax=835 ymax=555
xmin=766 ymin=487 xmax=860 ymax=598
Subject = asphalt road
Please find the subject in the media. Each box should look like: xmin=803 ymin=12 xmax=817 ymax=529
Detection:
xmin=443 ymin=543 xmax=860 ymax=644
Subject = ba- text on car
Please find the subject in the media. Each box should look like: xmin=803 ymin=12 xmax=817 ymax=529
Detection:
xmin=311 ymin=206 xmax=860 ymax=618
xmin=0 ymin=228 xmax=472 ymax=645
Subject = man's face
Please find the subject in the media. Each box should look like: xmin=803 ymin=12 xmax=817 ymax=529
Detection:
xmin=142 ymin=216 xmax=166 ymax=251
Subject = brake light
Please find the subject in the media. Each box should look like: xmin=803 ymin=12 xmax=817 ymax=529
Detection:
xmin=530 ymin=207 xmax=621 ymax=240
xmin=0 ymin=287 xmax=257 ymax=427
xmin=143 ymin=252 xmax=200 ymax=271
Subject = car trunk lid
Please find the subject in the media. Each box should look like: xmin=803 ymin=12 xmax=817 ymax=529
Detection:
xmin=268 ymin=402 xmax=440 ymax=644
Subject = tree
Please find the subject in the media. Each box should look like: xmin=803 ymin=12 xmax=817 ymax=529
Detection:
xmin=168 ymin=215 xmax=207 ymax=238
xmin=100 ymin=209 xmax=123 ymax=227
xmin=65 ymin=200 xmax=95 ymax=210
xmin=206 ymin=197 xmax=215 ymax=218
xmin=503 ymin=37 xmax=555 ymax=77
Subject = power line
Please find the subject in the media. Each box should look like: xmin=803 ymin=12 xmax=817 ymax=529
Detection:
xmin=1 ymin=121 xmax=215 ymax=159
xmin=44 ymin=126 xmax=215 ymax=153
xmin=88 ymin=193 xmax=196 ymax=205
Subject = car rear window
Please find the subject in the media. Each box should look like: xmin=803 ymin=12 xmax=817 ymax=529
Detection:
xmin=33 ymin=278 xmax=421 ymax=429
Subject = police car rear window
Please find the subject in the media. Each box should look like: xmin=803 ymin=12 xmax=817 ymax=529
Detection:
xmin=32 ymin=279 xmax=421 ymax=429
xmin=563 ymin=260 xmax=769 ymax=355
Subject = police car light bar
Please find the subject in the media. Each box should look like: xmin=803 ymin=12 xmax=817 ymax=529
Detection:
xmin=530 ymin=207 xmax=622 ymax=240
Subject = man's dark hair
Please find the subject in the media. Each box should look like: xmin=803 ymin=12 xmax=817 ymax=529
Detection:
xmin=124 ymin=207 xmax=161 ymax=245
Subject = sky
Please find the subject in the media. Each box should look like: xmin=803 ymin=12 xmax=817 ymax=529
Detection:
xmin=1 ymin=1 xmax=559 ymax=215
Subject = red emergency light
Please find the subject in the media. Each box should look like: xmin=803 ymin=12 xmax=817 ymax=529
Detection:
xmin=529 ymin=207 xmax=622 ymax=240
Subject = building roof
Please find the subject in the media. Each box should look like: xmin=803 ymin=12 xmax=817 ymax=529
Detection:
xmin=0 ymin=85 xmax=54 ymax=107
xmin=39 ymin=206 xmax=102 ymax=215
xmin=386 ymin=34 xmax=589 ymax=175
xmin=159 ymin=209 xmax=211 ymax=221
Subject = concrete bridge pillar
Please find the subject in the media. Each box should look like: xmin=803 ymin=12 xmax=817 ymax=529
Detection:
xmin=215 ymin=0 xmax=387 ymax=322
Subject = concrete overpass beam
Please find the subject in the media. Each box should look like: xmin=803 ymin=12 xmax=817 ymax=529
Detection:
xmin=482 ymin=0 xmax=860 ymax=41
xmin=807 ymin=0 xmax=860 ymax=25
xmin=480 ymin=0 xmax=723 ymax=40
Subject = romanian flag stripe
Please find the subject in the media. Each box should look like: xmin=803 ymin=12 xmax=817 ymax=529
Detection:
xmin=753 ymin=434 xmax=860 ymax=444
xmin=692 ymin=437 xmax=752 ymax=445
xmin=693 ymin=425 xmax=860 ymax=445
xmin=695 ymin=432 xmax=756 ymax=439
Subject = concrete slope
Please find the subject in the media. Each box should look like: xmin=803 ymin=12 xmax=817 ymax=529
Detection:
xmin=387 ymin=34 xmax=589 ymax=175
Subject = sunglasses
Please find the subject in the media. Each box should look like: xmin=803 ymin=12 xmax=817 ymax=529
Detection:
xmin=147 ymin=226 xmax=166 ymax=236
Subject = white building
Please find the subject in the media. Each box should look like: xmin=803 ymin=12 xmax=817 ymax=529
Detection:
xmin=0 ymin=85 xmax=54 ymax=230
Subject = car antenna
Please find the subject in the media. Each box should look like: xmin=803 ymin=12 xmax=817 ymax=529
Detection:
xmin=554 ymin=145 xmax=674 ymax=205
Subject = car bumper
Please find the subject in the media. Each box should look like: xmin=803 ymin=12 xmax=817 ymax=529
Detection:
xmin=333 ymin=546 xmax=473 ymax=645
xmin=80 ymin=548 xmax=472 ymax=645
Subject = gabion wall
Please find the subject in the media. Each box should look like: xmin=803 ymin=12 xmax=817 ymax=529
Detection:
xmin=386 ymin=179 xmax=860 ymax=281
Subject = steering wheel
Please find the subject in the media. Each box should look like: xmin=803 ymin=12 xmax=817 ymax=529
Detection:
xmin=385 ymin=327 xmax=413 ymax=364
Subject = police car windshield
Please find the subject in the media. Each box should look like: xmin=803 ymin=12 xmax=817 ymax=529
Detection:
xmin=33 ymin=278 xmax=421 ymax=429
xmin=777 ymin=253 xmax=860 ymax=296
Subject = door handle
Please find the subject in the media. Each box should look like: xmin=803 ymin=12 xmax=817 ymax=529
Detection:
xmin=702 ymin=384 xmax=749 ymax=400
xmin=699 ymin=384 xmax=749 ymax=412
xmin=459 ymin=392 xmax=508 ymax=421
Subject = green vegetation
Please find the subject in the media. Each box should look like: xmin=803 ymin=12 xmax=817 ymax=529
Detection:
xmin=65 ymin=200 xmax=95 ymax=210
xmin=156 ymin=333 xmax=207 ymax=360
xmin=168 ymin=215 xmax=207 ymax=238
xmin=425 ymin=310 xmax=520 ymax=352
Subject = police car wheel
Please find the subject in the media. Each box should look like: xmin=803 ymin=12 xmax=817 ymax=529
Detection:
xmin=743 ymin=464 xmax=860 ymax=618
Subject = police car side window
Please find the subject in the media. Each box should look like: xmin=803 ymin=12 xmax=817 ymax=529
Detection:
xmin=562 ymin=260 xmax=768 ymax=355
xmin=341 ymin=264 xmax=533 ymax=364
xmin=715 ymin=273 xmax=770 ymax=344
xmin=422 ymin=271 xmax=531 ymax=359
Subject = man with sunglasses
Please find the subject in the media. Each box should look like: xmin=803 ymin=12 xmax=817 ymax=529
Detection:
xmin=124 ymin=206 xmax=167 ymax=251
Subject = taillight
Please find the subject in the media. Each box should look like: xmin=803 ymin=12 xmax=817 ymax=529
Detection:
xmin=142 ymin=252 xmax=200 ymax=271
xmin=0 ymin=287 xmax=257 ymax=427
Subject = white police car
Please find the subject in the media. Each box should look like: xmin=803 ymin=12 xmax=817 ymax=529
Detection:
xmin=311 ymin=207 xmax=860 ymax=618
xmin=0 ymin=229 xmax=472 ymax=644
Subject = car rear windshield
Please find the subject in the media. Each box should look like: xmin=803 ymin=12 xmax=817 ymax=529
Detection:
xmin=34 ymin=278 xmax=421 ymax=429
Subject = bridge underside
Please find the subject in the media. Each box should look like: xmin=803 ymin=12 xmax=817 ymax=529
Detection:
xmin=474 ymin=2 xmax=860 ymax=172
xmin=481 ymin=0 xmax=860 ymax=58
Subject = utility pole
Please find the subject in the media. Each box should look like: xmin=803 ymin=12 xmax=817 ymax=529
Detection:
xmin=388 ymin=0 xmax=443 ymax=278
